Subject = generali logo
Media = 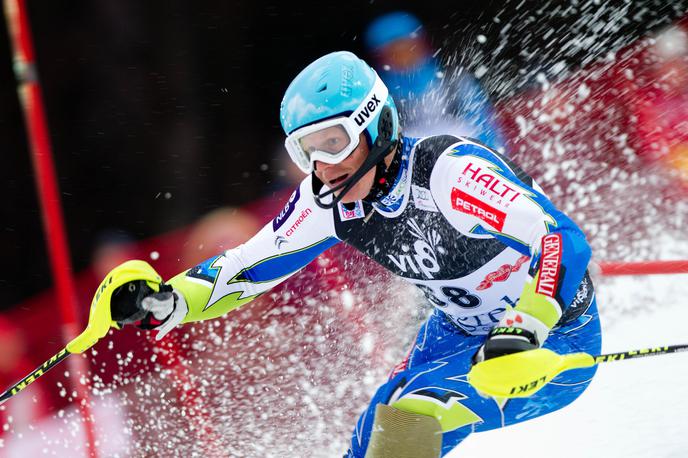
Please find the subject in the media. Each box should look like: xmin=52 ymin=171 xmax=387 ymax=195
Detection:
xmin=536 ymin=233 xmax=562 ymax=297
xmin=450 ymin=188 xmax=506 ymax=232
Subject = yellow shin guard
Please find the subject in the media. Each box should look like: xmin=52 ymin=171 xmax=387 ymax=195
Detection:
xmin=364 ymin=404 xmax=442 ymax=458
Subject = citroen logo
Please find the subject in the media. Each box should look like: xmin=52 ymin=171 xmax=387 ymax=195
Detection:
xmin=274 ymin=235 xmax=288 ymax=249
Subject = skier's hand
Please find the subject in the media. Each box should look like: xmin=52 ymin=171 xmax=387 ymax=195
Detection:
xmin=110 ymin=279 xmax=188 ymax=341
xmin=472 ymin=326 xmax=539 ymax=364
xmin=473 ymin=308 xmax=546 ymax=365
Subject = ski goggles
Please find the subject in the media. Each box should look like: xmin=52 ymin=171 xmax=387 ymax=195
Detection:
xmin=284 ymin=75 xmax=388 ymax=174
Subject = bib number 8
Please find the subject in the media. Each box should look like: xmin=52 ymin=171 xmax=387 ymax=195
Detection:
xmin=416 ymin=284 xmax=481 ymax=309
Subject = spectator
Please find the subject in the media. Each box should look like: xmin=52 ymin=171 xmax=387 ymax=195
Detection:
xmin=632 ymin=22 xmax=688 ymax=189
xmin=364 ymin=11 xmax=506 ymax=150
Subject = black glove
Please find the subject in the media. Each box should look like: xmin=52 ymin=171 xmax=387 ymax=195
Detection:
xmin=473 ymin=326 xmax=539 ymax=365
xmin=111 ymin=280 xmax=188 ymax=340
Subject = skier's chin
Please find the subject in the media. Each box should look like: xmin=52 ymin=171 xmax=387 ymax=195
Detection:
xmin=338 ymin=181 xmax=372 ymax=203
xmin=335 ymin=167 xmax=375 ymax=203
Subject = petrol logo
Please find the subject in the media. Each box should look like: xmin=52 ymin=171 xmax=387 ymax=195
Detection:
xmin=451 ymin=188 xmax=506 ymax=231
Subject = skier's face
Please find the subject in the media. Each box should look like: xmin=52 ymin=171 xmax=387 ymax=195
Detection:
xmin=313 ymin=133 xmax=375 ymax=203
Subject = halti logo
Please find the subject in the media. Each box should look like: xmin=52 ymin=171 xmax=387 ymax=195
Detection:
xmin=460 ymin=162 xmax=522 ymax=203
xmin=353 ymin=94 xmax=381 ymax=127
xmin=272 ymin=187 xmax=301 ymax=231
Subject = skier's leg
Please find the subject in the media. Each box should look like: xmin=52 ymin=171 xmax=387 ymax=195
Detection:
xmin=347 ymin=300 xmax=602 ymax=457
xmin=347 ymin=311 xmax=498 ymax=457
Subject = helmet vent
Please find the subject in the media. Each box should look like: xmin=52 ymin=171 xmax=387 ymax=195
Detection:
xmin=316 ymin=83 xmax=328 ymax=93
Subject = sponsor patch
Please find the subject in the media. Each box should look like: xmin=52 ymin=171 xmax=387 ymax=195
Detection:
xmin=411 ymin=185 xmax=438 ymax=212
xmin=338 ymin=200 xmax=365 ymax=221
xmin=477 ymin=255 xmax=530 ymax=290
xmin=378 ymin=166 xmax=409 ymax=208
xmin=272 ymin=187 xmax=301 ymax=231
xmin=274 ymin=235 xmax=288 ymax=249
xmin=536 ymin=233 xmax=562 ymax=297
xmin=285 ymin=208 xmax=312 ymax=237
xmin=559 ymin=271 xmax=594 ymax=324
xmin=460 ymin=161 xmax=522 ymax=203
xmin=450 ymin=188 xmax=506 ymax=231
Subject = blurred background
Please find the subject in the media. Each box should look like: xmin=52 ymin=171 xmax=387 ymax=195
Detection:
xmin=1 ymin=0 xmax=688 ymax=456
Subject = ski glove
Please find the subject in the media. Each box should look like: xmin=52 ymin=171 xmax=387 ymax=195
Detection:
xmin=110 ymin=280 xmax=188 ymax=341
xmin=473 ymin=308 xmax=548 ymax=364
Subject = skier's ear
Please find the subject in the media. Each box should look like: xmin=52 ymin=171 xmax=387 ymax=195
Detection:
xmin=376 ymin=106 xmax=394 ymax=146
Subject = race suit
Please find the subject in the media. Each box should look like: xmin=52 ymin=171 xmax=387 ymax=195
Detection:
xmin=167 ymin=135 xmax=601 ymax=456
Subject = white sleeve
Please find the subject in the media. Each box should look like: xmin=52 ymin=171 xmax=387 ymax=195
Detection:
xmin=171 ymin=175 xmax=340 ymax=323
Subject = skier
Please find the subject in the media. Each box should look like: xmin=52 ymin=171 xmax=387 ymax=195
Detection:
xmin=107 ymin=51 xmax=601 ymax=457
xmin=364 ymin=11 xmax=507 ymax=148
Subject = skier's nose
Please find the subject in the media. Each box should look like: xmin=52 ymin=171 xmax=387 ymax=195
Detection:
xmin=314 ymin=160 xmax=337 ymax=174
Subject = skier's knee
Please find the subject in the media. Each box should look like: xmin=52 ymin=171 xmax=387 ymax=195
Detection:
xmin=364 ymin=403 xmax=442 ymax=458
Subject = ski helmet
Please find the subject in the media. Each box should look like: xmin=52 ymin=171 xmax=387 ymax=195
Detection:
xmin=280 ymin=51 xmax=399 ymax=174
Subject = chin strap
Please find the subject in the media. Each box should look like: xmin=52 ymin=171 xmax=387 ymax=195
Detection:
xmin=364 ymin=146 xmax=403 ymax=204
xmin=313 ymin=137 xmax=399 ymax=210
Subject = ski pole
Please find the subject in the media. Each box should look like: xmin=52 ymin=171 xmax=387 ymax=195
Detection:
xmin=0 ymin=347 xmax=72 ymax=405
xmin=468 ymin=344 xmax=688 ymax=399
xmin=0 ymin=260 xmax=163 ymax=406
xmin=0 ymin=312 xmax=110 ymax=406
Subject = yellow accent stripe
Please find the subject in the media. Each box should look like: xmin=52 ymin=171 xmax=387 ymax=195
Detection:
xmin=169 ymin=272 xmax=257 ymax=324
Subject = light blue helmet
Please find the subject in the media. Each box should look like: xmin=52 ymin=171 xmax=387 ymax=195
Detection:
xmin=280 ymin=51 xmax=399 ymax=151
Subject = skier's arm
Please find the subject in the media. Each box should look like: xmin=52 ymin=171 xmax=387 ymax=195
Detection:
xmin=111 ymin=177 xmax=339 ymax=338
xmin=431 ymin=138 xmax=591 ymax=347
xmin=169 ymin=215 xmax=338 ymax=324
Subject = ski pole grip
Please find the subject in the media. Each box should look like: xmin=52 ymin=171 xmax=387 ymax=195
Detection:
xmin=559 ymin=352 xmax=596 ymax=372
